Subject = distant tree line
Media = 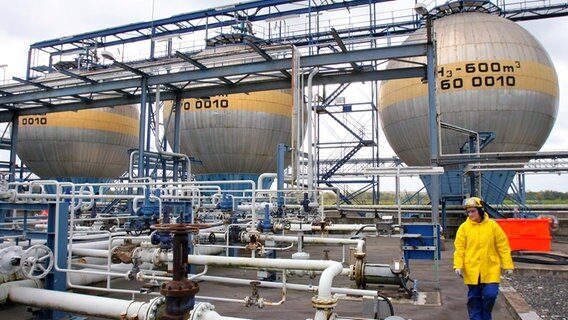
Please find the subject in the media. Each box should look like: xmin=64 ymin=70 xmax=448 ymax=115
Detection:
xmin=525 ymin=190 xmax=568 ymax=203
xmin=322 ymin=190 xmax=568 ymax=205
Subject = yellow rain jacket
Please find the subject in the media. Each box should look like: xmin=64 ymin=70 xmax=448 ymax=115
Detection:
xmin=453 ymin=213 xmax=514 ymax=285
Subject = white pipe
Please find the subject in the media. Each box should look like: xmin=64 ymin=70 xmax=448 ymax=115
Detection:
xmin=70 ymin=231 xmax=129 ymax=241
xmin=317 ymin=261 xmax=343 ymax=299
xmin=0 ymin=279 xmax=42 ymax=304
xmin=292 ymin=48 xmax=300 ymax=188
xmin=68 ymin=263 xmax=151 ymax=286
xmin=0 ymin=272 xmax=24 ymax=285
xmin=132 ymin=195 xmax=162 ymax=221
xmin=7 ymin=286 xmax=160 ymax=320
xmin=154 ymin=84 xmax=192 ymax=177
xmin=288 ymin=223 xmax=376 ymax=233
xmin=258 ymin=233 xmax=365 ymax=254
xmin=70 ymin=247 xmax=110 ymax=258
xmin=257 ymin=173 xmax=276 ymax=190
xmin=306 ymin=67 xmax=319 ymax=194
xmin=184 ymin=255 xmax=345 ymax=302
xmin=193 ymin=244 xmax=225 ymax=256
xmin=189 ymin=302 xmax=251 ymax=320
xmin=236 ymin=202 xmax=274 ymax=212
xmin=189 ymin=275 xmax=381 ymax=298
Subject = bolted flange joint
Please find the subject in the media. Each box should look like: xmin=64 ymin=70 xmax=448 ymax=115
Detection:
xmin=311 ymin=295 xmax=338 ymax=310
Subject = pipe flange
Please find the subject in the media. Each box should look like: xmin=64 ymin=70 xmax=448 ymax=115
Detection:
xmin=144 ymin=296 xmax=166 ymax=320
xmin=189 ymin=302 xmax=215 ymax=320
xmin=311 ymin=296 xmax=338 ymax=309
xmin=352 ymin=252 xmax=366 ymax=288
xmin=353 ymin=252 xmax=366 ymax=260
xmin=160 ymin=278 xmax=200 ymax=297
xmin=150 ymin=223 xmax=203 ymax=235
xmin=353 ymin=259 xmax=365 ymax=288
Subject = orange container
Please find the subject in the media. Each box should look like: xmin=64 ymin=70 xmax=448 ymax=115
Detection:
xmin=495 ymin=219 xmax=551 ymax=252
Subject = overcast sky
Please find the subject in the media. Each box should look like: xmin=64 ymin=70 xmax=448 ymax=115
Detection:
xmin=0 ymin=0 xmax=567 ymax=192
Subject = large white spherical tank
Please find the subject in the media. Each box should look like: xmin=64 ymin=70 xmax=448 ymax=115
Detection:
xmin=164 ymin=90 xmax=293 ymax=184
xmin=379 ymin=12 xmax=559 ymax=166
xmin=16 ymin=106 xmax=139 ymax=182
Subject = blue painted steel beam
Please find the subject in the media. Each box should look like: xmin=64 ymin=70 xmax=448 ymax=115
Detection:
xmin=504 ymin=3 xmax=568 ymax=21
xmin=0 ymin=203 xmax=51 ymax=211
xmin=0 ymin=44 xmax=426 ymax=105
xmin=0 ymin=229 xmax=49 ymax=240
xmin=0 ymin=66 xmax=424 ymax=121
xmin=31 ymin=0 xmax=389 ymax=52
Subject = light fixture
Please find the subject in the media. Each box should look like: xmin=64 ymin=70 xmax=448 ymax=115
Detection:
xmin=414 ymin=3 xmax=429 ymax=17
xmin=0 ymin=64 xmax=7 ymax=84
xmin=101 ymin=51 xmax=115 ymax=61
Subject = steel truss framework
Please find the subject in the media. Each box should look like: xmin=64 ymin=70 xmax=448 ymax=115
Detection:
xmin=0 ymin=0 xmax=567 ymax=203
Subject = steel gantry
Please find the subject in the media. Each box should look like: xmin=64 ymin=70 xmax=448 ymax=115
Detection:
xmin=0 ymin=0 xmax=568 ymax=203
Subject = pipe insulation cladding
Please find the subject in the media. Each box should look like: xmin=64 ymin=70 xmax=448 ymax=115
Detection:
xmin=7 ymin=286 xmax=163 ymax=320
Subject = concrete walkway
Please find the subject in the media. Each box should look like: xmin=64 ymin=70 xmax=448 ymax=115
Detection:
xmin=0 ymin=235 xmax=565 ymax=319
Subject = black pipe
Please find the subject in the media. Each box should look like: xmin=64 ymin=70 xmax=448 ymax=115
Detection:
xmin=375 ymin=291 xmax=395 ymax=319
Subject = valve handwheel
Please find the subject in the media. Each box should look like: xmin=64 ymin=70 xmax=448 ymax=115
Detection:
xmin=20 ymin=245 xmax=54 ymax=280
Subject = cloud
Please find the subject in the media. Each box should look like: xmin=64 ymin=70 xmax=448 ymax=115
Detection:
xmin=1 ymin=0 xmax=566 ymax=191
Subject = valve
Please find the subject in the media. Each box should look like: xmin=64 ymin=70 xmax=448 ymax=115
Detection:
xmin=150 ymin=230 xmax=173 ymax=249
xmin=150 ymin=223 xmax=206 ymax=320
xmin=125 ymin=218 xmax=146 ymax=236
xmin=244 ymin=280 xmax=265 ymax=308
xmin=0 ymin=245 xmax=54 ymax=280
xmin=20 ymin=245 xmax=54 ymax=280
xmin=0 ymin=246 xmax=24 ymax=275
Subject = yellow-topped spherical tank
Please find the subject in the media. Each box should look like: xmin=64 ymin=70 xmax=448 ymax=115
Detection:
xmin=16 ymin=106 xmax=139 ymax=182
xmin=164 ymin=90 xmax=293 ymax=189
xmin=378 ymin=11 xmax=559 ymax=202
xmin=379 ymin=12 xmax=559 ymax=166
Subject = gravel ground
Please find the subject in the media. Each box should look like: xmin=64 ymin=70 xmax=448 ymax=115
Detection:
xmin=508 ymin=274 xmax=568 ymax=320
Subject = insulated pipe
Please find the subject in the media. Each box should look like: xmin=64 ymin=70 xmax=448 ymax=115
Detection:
xmin=258 ymin=234 xmax=365 ymax=254
xmin=148 ymin=254 xmax=348 ymax=279
xmin=70 ymin=231 xmax=129 ymax=241
xmin=186 ymin=275 xmax=382 ymax=299
xmin=189 ymin=302 xmax=251 ymax=320
xmin=235 ymin=202 xmax=274 ymax=212
xmin=306 ymin=67 xmax=319 ymax=195
xmin=182 ymin=255 xmax=345 ymax=302
xmin=257 ymin=173 xmax=276 ymax=190
xmin=154 ymin=84 xmax=192 ymax=177
xmin=317 ymin=260 xmax=343 ymax=299
xmin=68 ymin=267 xmax=122 ymax=286
xmin=70 ymin=248 xmax=110 ymax=258
xmin=0 ymin=271 xmax=24 ymax=285
xmin=0 ymin=279 xmax=42 ymax=304
xmin=286 ymin=223 xmax=377 ymax=233
xmin=7 ymin=286 xmax=162 ymax=320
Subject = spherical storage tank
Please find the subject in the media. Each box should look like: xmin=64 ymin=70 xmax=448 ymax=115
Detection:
xmin=17 ymin=106 xmax=139 ymax=183
xmin=379 ymin=12 xmax=559 ymax=202
xmin=165 ymin=90 xmax=293 ymax=190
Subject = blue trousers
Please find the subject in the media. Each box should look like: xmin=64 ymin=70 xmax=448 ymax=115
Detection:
xmin=467 ymin=283 xmax=500 ymax=320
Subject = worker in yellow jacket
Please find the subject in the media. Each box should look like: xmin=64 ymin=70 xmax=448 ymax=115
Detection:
xmin=453 ymin=197 xmax=514 ymax=320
